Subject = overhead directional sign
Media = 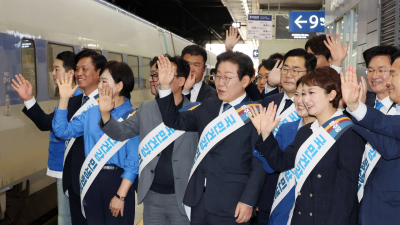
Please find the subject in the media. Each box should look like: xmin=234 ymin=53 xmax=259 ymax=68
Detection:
xmin=247 ymin=14 xmax=273 ymax=40
xmin=253 ymin=50 xmax=259 ymax=59
xmin=289 ymin=11 xmax=325 ymax=33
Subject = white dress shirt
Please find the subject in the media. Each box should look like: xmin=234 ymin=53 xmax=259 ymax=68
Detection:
xmin=375 ymin=95 xmax=394 ymax=113
xmin=24 ymin=97 xmax=37 ymax=110
xmin=190 ymin=81 xmax=203 ymax=102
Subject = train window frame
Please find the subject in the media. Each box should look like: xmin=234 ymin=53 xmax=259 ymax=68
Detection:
xmin=127 ymin=55 xmax=140 ymax=90
xmin=141 ymin=57 xmax=151 ymax=89
xmin=46 ymin=43 xmax=75 ymax=99
xmin=20 ymin=39 xmax=38 ymax=98
xmin=108 ymin=52 xmax=123 ymax=62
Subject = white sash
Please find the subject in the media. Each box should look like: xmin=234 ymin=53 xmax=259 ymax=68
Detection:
xmin=79 ymin=107 xmax=136 ymax=217
xmin=270 ymin=168 xmax=296 ymax=215
xmin=63 ymin=90 xmax=99 ymax=165
xmin=138 ymin=123 xmax=184 ymax=176
xmin=273 ymin=104 xmax=299 ymax=137
xmin=357 ymin=104 xmax=396 ymax=201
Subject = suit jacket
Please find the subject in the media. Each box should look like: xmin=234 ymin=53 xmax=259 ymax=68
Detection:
xmin=256 ymin=123 xmax=364 ymax=225
xmin=186 ymin=81 xmax=218 ymax=103
xmin=156 ymin=93 xmax=266 ymax=217
xmin=246 ymin=82 xmax=263 ymax=101
xmin=261 ymin=87 xmax=280 ymax=99
xmin=351 ymin=105 xmax=400 ymax=225
xmin=255 ymin=92 xmax=285 ymax=220
xmin=99 ymin=97 xmax=198 ymax=216
xmin=365 ymin=91 xmax=376 ymax=107
xmin=22 ymin=95 xmax=85 ymax=194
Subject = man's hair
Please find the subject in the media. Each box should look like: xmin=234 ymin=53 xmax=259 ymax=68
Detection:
xmin=210 ymin=68 xmax=216 ymax=74
xmin=103 ymin=61 xmax=134 ymax=99
xmin=363 ymin=45 xmax=399 ymax=67
xmin=283 ymin=48 xmax=317 ymax=71
xmin=305 ymin=35 xmax=331 ymax=61
xmin=56 ymin=51 xmax=76 ymax=72
xmin=259 ymin=59 xmax=277 ymax=72
xmin=75 ymin=49 xmax=107 ymax=75
xmin=268 ymin=53 xmax=284 ymax=61
xmin=215 ymin=51 xmax=255 ymax=81
xmin=391 ymin=51 xmax=400 ymax=64
xmin=168 ymin=55 xmax=190 ymax=80
xmin=150 ymin=56 xmax=158 ymax=67
xmin=181 ymin=45 xmax=208 ymax=64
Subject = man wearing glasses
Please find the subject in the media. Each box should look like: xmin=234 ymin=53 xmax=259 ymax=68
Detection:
xmin=256 ymin=48 xmax=317 ymax=224
xmin=149 ymin=56 xmax=160 ymax=97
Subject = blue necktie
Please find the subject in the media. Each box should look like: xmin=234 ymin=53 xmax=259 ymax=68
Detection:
xmin=375 ymin=100 xmax=384 ymax=110
xmin=280 ymin=99 xmax=293 ymax=115
xmin=396 ymin=104 xmax=400 ymax=115
xmin=222 ymin=103 xmax=232 ymax=113
xmin=82 ymin=96 xmax=89 ymax=106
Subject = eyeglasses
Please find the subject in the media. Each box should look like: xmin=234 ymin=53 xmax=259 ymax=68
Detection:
xmin=212 ymin=75 xmax=238 ymax=84
xmin=150 ymin=74 xmax=159 ymax=81
xmin=257 ymin=75 xmax=268 ymax=81
xmin=281 ymin=67 xmax=307 ymax=77
xmin=366 ymin=69 xmax=389 ymax=76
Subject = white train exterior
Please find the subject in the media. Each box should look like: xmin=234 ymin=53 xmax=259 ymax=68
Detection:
xmin=0 ymin=0 xmax=216 ymax=223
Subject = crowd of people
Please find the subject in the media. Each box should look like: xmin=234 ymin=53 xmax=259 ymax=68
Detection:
xmin=9 ymin=26 xmax=400 ymax=225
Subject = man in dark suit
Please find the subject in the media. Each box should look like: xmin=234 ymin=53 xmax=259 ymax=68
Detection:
xmin=182 ymin=45 xmax=218 ymax=103
xmin=343 ymin=51 xmax=400 ymax=225
xmin=12 ymin=49 xmax=106 ymax=225
xmin=256 ymin=49 xmax=317 ymax=224
xmin=156 ymin=52 xmax=265 ymax=224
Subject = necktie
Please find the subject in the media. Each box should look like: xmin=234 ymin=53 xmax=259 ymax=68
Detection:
xmin=375 ymin=100 xmax=384 ymax=110
xmin=280 ymin=99 xmax=293 ymax=115
xmin=396 ymin=104 xmax=400 ymax=115
xmin=82 ymin=96 xmax=89 ymax=106
xmin=222 ymin=103 xmax=232 ymax=113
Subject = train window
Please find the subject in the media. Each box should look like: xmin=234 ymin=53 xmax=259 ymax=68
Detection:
xmin=47 ymin=43 xmax=74 ymax=98
xmin=108 ymin=52 xmax=123 ymax=62
xmin=21 ymin=39 xmax=37 ymax=98
xmin=127 ymin=55 xmax=139 ymax=90
xmin=142 ymin=57 xmax=151 ymax=89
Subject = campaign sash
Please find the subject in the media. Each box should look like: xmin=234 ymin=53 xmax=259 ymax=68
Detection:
xmin=185 ymin=101 xmax=261 ymax=220
xmin=138 ymin=102 xmax=200 ymax=176
xmin=287 ymin=115 xmax=353 ymax=224
xmin=273 ymin=104 xmax=299 ymax=137
xmin=63 ymin=90 xmax=100 ymax=165
xmin=357 ymin=105 xmax=396 ymax=201
xmin=79 ymin=107 xmax=136 ymax=217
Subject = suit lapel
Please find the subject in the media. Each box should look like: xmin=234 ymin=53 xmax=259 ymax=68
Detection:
xmin=197 ymin=82 xmax=207 ymax=102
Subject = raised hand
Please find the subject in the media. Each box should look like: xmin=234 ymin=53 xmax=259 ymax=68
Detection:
xmin=157 ymin=55 xmax=175 ymax=90
xmin=99 ymin=83 xmax=115 ymax=124
xmin=11 ymin=74 xmax=33 ymax=101
xmin=56 ymin=73 xmax=78 ymax=100
xmin=260 ymin=102 xmax=281 ymax=140
xmin=248 ymin=104 xmax=266 ymax=135
xmin=340 ymin=65 xmax=361 ymax=111
xmin=183 ymin=71 xmax=196 ymax=93
xmin=324 ymin=33 xmax=348 ymax=67
xmin=359 ymin=76 xmax=367 ymax=104
xmin=267 ymin=60 xmax=282 ymax=88
xmin=225 ymin=26 xmax=241 ymax=52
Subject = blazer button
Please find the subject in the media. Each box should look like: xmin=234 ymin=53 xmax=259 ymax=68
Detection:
xmin=310 ymin=193 xmax=313 ymax=197
xmin=298 ymin=212 xmax=301 ymax=215
xmin=151 ymin=170 xmax=154 ymax=173
xmin=317 ymin=174 xmax=322 ymax=178
xmin=298 ymin=192 xmax=301 ymax=196
xmin=310 ymin=212 xmax=312 ymax=216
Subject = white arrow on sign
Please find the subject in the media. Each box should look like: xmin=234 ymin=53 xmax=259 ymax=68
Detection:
xmin=295 ymin=15 xmax=307 ymax=29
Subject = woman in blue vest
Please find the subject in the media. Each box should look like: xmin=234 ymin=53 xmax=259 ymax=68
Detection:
xmin=53 ymin=61 xmax=139 ymax=225
xmin=250 ymin=67 xmax=364 ymax=225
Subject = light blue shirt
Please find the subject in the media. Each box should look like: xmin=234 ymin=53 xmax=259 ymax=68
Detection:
xmin=52 ymin=98 xmax=139 ymax=183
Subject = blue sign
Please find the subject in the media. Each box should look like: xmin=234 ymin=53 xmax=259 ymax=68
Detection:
xmin=289 ymin=11 xmax=325 ymax=33
xmin=253 ymin=50 xmax=259 ymax=59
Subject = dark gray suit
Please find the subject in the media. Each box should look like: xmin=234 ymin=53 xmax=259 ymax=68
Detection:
xmin=99 ymin=97 xmax=198 ymax=220
xmin=187 ymin=81 xmax=218 ymax=103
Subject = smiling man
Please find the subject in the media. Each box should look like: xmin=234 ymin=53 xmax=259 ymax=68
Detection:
xmin=156 ymin=52 xmax=265 ymax=224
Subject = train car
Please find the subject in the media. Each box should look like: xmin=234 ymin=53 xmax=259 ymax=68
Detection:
xmin=0 ymin=0 xmax=216 ymax=224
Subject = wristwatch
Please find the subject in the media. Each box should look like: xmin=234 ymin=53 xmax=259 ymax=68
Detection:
xmin=115 ymin=194 xmax=125 ymax=201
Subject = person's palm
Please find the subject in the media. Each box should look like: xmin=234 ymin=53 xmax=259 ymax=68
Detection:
xmin=58 ymin=75 xmax=77 ymax=99
xmin=225 ymin=27 xmax=240 ymax=51
xmin=260 ymin=102 xmax=280 ymax=138
xmin=157 ymin=55 xmax=175 ymax=89
xmin=183 ymin=72 xmax=196 ymax=92
xmin=99 ymin=84 xmax=115 ymax=113
xmin=340 ymin=66 xmax=359 ymax=105
xmin=11 ymin=74 xmax=33 ymax=101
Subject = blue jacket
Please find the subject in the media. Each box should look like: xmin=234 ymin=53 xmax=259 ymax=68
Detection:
xmin=351 ymin=105 xmax=400 ymax=225
xmin=52 ymin=98 xmax=139 ymax=183
xmin=47 ymin=88 xmax=81 ymax=178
